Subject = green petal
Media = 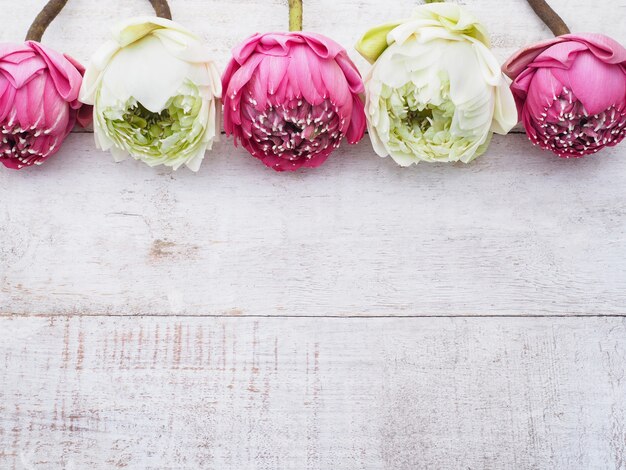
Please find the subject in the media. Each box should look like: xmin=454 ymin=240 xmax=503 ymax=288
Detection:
xmin=355 ymin=22 xmax=402 ymax=64
xmin=419 ymin=3 xmax=491 ymax=47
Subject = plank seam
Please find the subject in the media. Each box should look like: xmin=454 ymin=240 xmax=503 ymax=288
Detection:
xmin=1 ymin=313 xmax=625 ymax=318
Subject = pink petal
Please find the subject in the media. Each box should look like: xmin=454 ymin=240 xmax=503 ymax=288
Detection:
xmin=551 ymin=50 xmax=626 ymax=115
xmin=224 ymin=53 xmax=263 ymax=98
xmin=0 ymin=157 xmax=22 ymax=170
xmin=571 ymin=33 xmax=626 ymax=65
xmin=346 ymin=94 xmax=366 ymax=144
xmin=521 ymin=106 xmax=541 ymax=143
xmin=0 ymin=74 xmax=16 ymax=121
xmin=530 ymin=41 xmax=589 ymax=70
xmin=0 ymin=43 xmax=35 ymax=63
xmin=504 ymin=38 xmax=556 ymax=79
xmin=510 ymin=67 xmax=536 ymax=99
xmin=301 ymin=146 xmax=334 ymax=169
xmin=320 ymin=58 xmax=349 ymax=105
xmin=300 ymin=32 xmax=344 ymax=59
xmin=335 ymin=52 xmax=365 ymax=95
xmin=222 ymin=54 xmax=265 ymax=132
xmin=524 ymin=67 xmax=564 ymax=118
xmin=63 ymin=52 xmax=86 ymax=76
xmin=288 ymin=45 xmax=324 ymax=105
xmin=231 ymin=33 xmax=265 ymax=64
xmin=264 ymin=55 xmax=288 ymax=96
xmin=504 ymin=33 xmax=626 ymax=80
xmin=27 ymin=41 xmax=84 ymax=102
xmin=221 ymin=58 xmax=240 ymax=89
xmin=0 ymin=52 xmax=45 ymax=89
xmin=247 ymin=67 xmax=269 ymax=111
xmin=318 ymin=59 xmax=351 ymax=131
xmin=75 ymin=104 xmax=93 ymax=128
xmin=42 ymin=76 xmax=70 ymax=135
xmin=509 ymin=67 xmax=537 ymax=121
xmin=258 ymin=33 xmax=300 ymax=56
xmin=14 ymin=72 xmax=46 ymax=130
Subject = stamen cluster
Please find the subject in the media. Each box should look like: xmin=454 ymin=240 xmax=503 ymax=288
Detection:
xmin=245 ymin=98 xmax=343 ymax=170
xmin=529 ymin=88 xmax=626 ymax=158
xmin=1 ymin=125 xmax=57 ymax=168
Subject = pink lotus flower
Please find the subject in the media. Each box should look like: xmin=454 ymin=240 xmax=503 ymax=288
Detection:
xmin=0 ymin=41 xmax=90 ymax=170
xmin=503 ymin=33 xmax=626 ymax=158
xmin=222 ymin=32 xmax=366 ymax=171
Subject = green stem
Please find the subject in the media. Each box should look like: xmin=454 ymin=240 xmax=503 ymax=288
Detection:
xmin=526 ymin=0 xmax=570 ymax=36
xmin=289 ymin=0 xmax=303 ymax=31
xmin=26 ymin=0 xmax=69 ymax=42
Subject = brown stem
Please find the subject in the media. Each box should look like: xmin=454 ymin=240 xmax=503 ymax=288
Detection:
xmin=526 ymin=0 xmax=571 ymax=36
xmin=26 ymin=0 xmax=69 ymax=42
xmin=148 ymin=0 xmax=172 ymax=20
xmin=26 ymin=0 xmax=172 ymax=43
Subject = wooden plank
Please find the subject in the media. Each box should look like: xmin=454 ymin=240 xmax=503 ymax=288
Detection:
xmin=1 ymin=0 xmax=626 ymax=316
xmin=1 ymin=0 xmax=625 ymax=70
xmin=2 ymin=134 xmax=626 ymax=316
xmin=0 ymin=316 xmax=624 ymax=469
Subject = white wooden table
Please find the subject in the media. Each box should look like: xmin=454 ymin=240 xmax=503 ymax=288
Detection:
xmin=1 ymin=1 xmax=626 ymax=468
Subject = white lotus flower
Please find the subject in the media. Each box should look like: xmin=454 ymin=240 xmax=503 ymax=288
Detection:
xmin=79 ymin=17 xmax=221 ymax=171
xmin=356 ymin=3 xmax=517 ymax=166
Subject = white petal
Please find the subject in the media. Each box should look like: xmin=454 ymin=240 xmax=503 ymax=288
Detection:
xmin=389 ymin=150 xmax=419 ymax=167
xmin=491 ymin=77 xmax=518 ymax=135
xmin=112 ymin=16 xmax=198 ymax=48
xmin=184 ymin=147 xmax=207 ymax=172
xmin=79 ymin=40 xmax=120 ymax=105
xmin=367 ymin=121 xmax=390 ymax=159
xmin=109 ymin=145 xmax=129 ymax=162
xmin=443 ymin=41 xmax=488 ymax=106
xmin=97 ymin=35 xmax=191 ymax=112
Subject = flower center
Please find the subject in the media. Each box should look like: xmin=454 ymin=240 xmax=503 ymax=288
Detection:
xmin=120 ymin=102 xmax=187 ymax=144
xmin=100 ymin=81 xmax=206 ymax=166
xmin=389 ymin=81 xmax=454 ymax=135
xmin=382 ymin=78 xmax=478 ymax=162
xmin=0 ymin=125 xmax=51 ymax=168
xmin=534 ymin=87 xmax=626 ymax=157
xmin=406 ymin=107 xmax=435 ymax=132
xmin=249 ymin=98 xmax=343 ymax=162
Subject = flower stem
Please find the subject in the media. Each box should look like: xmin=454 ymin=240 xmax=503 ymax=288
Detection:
xmin=25 ymin=0 xmax=172 ymax=43
xmin=148 ymin=0 xmax=172 ymax=20
xmin=25 ymin=0 xmax=69 ymax=42
xmin=526 ymin=0 xmax=570 ymax=36
xmin=289 ymin=0 xmax=303 ymax=31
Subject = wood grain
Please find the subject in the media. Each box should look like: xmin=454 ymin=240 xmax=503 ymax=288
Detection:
xmin=1 ymin=134 xmax=626 ymax=316
xmin=1 ymin=2 xmax=625 ymax=467
xmin=0 ymin=316 xmax=625 ymax=469
xmin=1 ymin=0 xmax=625 ymax=316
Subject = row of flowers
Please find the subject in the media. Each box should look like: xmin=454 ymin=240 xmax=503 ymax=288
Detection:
xmin=1 ymin=2 xmax=625 ymax=172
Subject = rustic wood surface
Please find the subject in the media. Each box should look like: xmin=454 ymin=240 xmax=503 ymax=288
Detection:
xmin=1 ymin=317 xmax=626 ymax=469
xmin=1 ymin=134 xmax=626 ymax=317
xmin=1 ymin=0 xmax=626 ymax=468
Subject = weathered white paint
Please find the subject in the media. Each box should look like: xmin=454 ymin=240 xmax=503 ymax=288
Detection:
xmin=1 ymin=134 xmax=626 ymax=316
xmin=0 ymin=316 xmax=625 ymax=469
xmin=1 ymin=0 xmax=625 ymax=316
xmin=1 ymin=2 xmax=626 ymax=468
